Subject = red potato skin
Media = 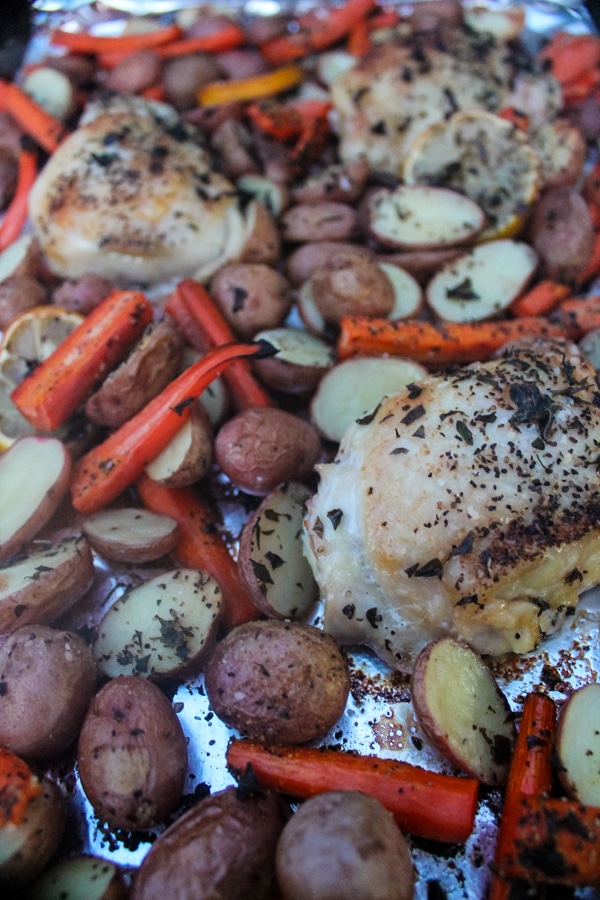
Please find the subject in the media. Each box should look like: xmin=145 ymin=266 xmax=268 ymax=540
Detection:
xmin=131 ymin=787 xmax=287 ymax=900
xmin=204 ymin=620 xmax=350 ymax=744
xmin=0 ymin=625 xmax=97 ymax=760
xmin=77 ymin=676 xmax=188 ymax=831
xmin=0 ymin=777 xmax=66 ymax=886
xmin=0 ymin=436 xmax=72 ymax=564
xmin=215 ymin=406 xmax=321 ymax=494
xmin=210 ymin=263 xmax=293 ymax=339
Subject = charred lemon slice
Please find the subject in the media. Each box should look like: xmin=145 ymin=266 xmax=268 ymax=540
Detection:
xmin=0 ymin=306 xmax=84 ymax=451
xmin=402 ymin=109 xmax=541 ymax=241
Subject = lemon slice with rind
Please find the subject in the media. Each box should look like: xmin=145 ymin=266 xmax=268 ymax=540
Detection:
xmin=0 ymin=306 xmax=85 ymax=452
xmin=402 ymin=109 xmax=541 ymax=241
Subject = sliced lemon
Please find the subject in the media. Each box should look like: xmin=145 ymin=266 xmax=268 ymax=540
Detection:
xmin=402 ymin=109 xmax=541 ymax=241
xmin=0 ymin=306 xmax=84 ymax=452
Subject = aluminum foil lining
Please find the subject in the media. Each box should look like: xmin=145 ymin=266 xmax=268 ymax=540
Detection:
xmin=19 ymin=2 xmax=600 ymax=898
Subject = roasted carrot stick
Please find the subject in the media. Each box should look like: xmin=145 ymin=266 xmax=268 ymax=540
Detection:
xmin=0 ymin=747 xmax=43 ymax=827
xmin=50 ymin=23 xmax=182 ymax=55
xmin=226 ymin=739 xmax=479 ymax=843
xmin=495 ymin=796 xmax=600 ymax=886
xmin=510 ymin=279 xmax=572 ymax=318
xmin=538 ymin=32 xmax=600 ymax=88
xmin=337 ymin=315 xmax=567 ymax=367
xmin=489 ymin=692 xmax=556 ymax=900
xmin=156 ymin=23 xmax=246 ymax=58
xmin=136 ymin=475 xmax=260 ymax=630
xmin=347 ymin=17 xmax=371 ymax=56
xmin=11 ymin=290 xmax=153 ymax=432
xmin=549 ymin=293 xmax=600 ymax=338
xmin=197 ymin=65 xmax=304 ymax=107
xmin=70 ymin=340 xmax=275 ymax=513
xmin=0 ymin=137 xmax=37 ymax=252
xmin=167 ymin=280 xmax=272 ymax=410
xmin=260 ymin=0 xmax=377 ymax=65
xmin=0 ymin=80 xmax=66 ymax=155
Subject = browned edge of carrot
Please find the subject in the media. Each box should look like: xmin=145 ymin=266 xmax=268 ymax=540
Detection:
xmin=0 ymin=80 xmax=66 ymax=154
xmin=11 ymin=289 xmax=153 ymax=431
xmin=489 ymin=692 xmax=556 ymax=899
xmin=337 ymin=316 xmax=568 ymax=366
xmin=50 ymin=23 xmax=182 ymax=54
xmin=494 ymin=796 xmax=600 ymax=886
xmin=136 ymin=475 xmax=260 ymax=631
xmin=168 ymin=279 xmax=272 ymax=410
xmin=70 ymin=339 xmax=275 ymax=514
xmin=226 ymin=738 xmax=480 ymax=844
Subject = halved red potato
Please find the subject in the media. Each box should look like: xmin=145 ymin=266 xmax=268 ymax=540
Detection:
xmin=411 ymin=637 xmax=515 ymax=785
xmin=426 ymin=239 xmax=538 ymax=322
xmin=0 ymin=776 xmax=65 ymax=886
xmin=0 ymin=536 xmax=95 ymax=634
xmin=367 ymin=185 xmax=485 ymax=250
xmin=237 ymin=174 xmax=290 ymax=217
xmin=285 ymin=242 xmax=373 ymax=287
xmin=555 ymin=683 xmax=600 ymax=805
xmin=463 ymin=5 xmax=525 ymax=39
xmin=238 ymin=481 xmax=318 ymax=619
xmin=529 ymin=186 xmax=595 ymax=284
xmin=529 ymin=119 xmax=587 ymax=190
xmin=291 ymin=158 xmax=369 ymax=205
xmin=0 ymin=234 xmax=42 ymax=283
xmin=311 ymin=356 xmax=427 ymax=443
xmin=28 ymin=854 xmax=128 ymax=900
xmin=0 ymin=436 xmax=72 ymax=563
xmin=379 ymin=247 xmax=464 ymax=283
xmin=82 ymin=507 xmax=179 ymax=564
xmin=378 ymin=262 xmax=424 ymax=319
xmin=281 ymin=202 xmax=358 ymax=244
xmin=252 ymin=327 xmax=335 ymax=394
xmin=22 ymin=66 xmax=77 ymax=122
xmin=144 ymin=402 xmax=213 ymax=488
xmin=93 ymin=569 xmax=222 ymax=680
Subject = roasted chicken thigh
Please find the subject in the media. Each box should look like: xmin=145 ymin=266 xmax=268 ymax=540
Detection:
xmin=29 ymin=95 xmax=253 ymax=285
xmin=304 ymin=340 xmax=600 ymax=669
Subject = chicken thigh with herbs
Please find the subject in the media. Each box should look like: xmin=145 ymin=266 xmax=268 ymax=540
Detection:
xmin=29 ymin=95 xmax=254 ymax=285
xmin=304 ymin=339 xmax=600 ymax=670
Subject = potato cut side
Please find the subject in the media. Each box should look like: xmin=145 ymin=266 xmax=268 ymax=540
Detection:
xmin=463 ymin=5 xmax=525 ymax=39
xmin=529 ymin=119 xmax=587 ymax=190
xmin=93 ymin=568 xmax=222 ymax=679
xmin=368 ymin=185 xmax=485 ymax=250
xmin=252 ymin=327 xmax=334 ymax=394
xmin=0 ymin=436 xmax=72 ymax=562
xmin=426 ymin=239 xmax=538 ymax=323
xmin=0 ymin=536 xmax=94 ymax=634
xmin=238 ymin=482 xmax=318 ymax=619
xmin=378 ymin=262 xmax=423 ymax=320
xmin=22 ymin=66 xmax=76 ymax=121
xmin=144 ymin=403 xmax=213 ymax=489
xmin=556 ymin=683 xmax=600 ymax=805
xmin=403 ymin=109 xmax=541 ymax=240
xmin=27 ymin=854 xmax=128 ymax=900
xmin=311 ymin=356 xmax=427 ymax=443
xmin=411 ymin=637 xmax=515 ymax=785
xmin=237 ymin=174 xmax=289 ymax=217
xmin=0 ymin=234 xmax=40 ymax=282
xmin=82 ymin=507 xmax=179 ymax=564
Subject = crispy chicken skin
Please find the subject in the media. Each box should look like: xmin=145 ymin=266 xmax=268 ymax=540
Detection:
xmin=28 ymin=95 xmax=252 ymax=285
xmin=304 ymin=340 xmax=600 ymax=670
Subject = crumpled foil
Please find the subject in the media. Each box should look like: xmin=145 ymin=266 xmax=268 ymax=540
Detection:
xmin=23 ymin=2 xmax=600 ymax=897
